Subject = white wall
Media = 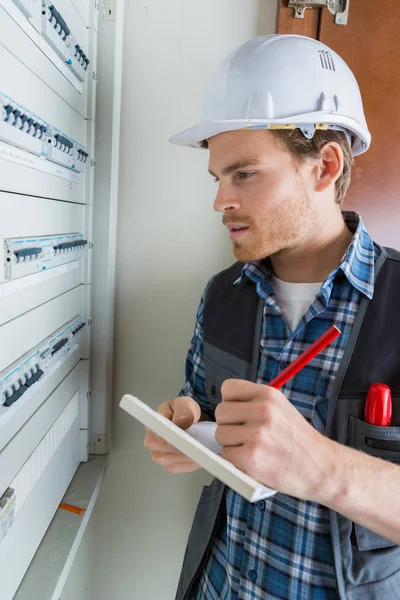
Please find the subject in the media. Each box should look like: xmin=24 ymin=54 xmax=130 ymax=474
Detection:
xmin=63 ymin=2 xmax=277 ymax=598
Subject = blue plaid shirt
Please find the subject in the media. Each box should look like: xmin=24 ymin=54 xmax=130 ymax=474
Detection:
xmin=179 ymin=212 xmax=379 ymax=600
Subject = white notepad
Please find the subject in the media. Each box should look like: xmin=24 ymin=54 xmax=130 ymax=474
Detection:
xmin=119 ymin=394 xmax=277 ymax=503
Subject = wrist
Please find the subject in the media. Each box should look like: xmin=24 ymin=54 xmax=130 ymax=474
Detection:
xmin=310 ymin=437 xmax=352 ymax=509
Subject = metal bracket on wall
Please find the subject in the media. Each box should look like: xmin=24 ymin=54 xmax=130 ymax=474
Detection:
xmin=288 ymin=0 xmax=349 ymax=25
xmin=104 ymin=0 xmax=116 ymax=21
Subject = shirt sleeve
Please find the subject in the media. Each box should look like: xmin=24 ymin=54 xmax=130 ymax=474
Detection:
xmin=178 ymin=277 xmax=215 ymax=419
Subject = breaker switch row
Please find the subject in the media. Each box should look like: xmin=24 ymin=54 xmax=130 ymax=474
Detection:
xmin=45 ymin=4 xmax=89 ymax=72
xmin=73 ymin=44 xmax=90 ymax=71
xmin=2 ymin=104 xmax=48 ymax=140
xmin=14 ymin=247 xmax=42 ymax=262
xmin=4 ymin=233 xmax=87 ymax=280
xmin=51 ymin=338 xmax=68 ymax=355
xmin=1 ymin=93 xmax=89 ymax=172
xmin=72 ymin=321 xmax=86 ymax=336
xmin=77 ymin=150 xmax=89 ymax=163
xmin=47 ymin=5 xmax=70 ymax=41
xmin=25 ymin=366 xmax=44 ymax=388
xmin=1 ymin=316 xmax=86 ymax=409
xmin=52 ymin=133 xmax=74 ymax=154
xmin=2 ymin=365 xmax=44 ymax=407
xmin=53 ymin=239 xmax=87 ymax=253
xmin=3 ymin=385 xmax=27 ymax=408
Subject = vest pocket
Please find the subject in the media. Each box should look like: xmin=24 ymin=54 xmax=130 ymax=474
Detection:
xmin=203 ymin=343 xmax=251 ymax=405
xmin=204 ymin=355 xmax=240 ymax=404
xmin=348 ymin=416 xmax=400 ymax=463
xmin=348 ymin=416 xmax=400 ymax=550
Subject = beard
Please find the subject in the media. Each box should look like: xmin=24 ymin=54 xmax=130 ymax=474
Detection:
xmin=230 ymin=180 xmax=318 ymax=263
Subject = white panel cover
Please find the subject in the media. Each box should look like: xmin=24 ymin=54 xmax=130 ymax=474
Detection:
xmin=11 ymin=391 xmax=79 ymax=513
xmin=0 ymin=154 xmax=85 ymax=203
xmin=0 ymin=192 xmax=84 ymax=240
xmin=0 ymin=261 xmax=84 ymax=326
xmin=70 ymin=0 xmax=91 ymax=28
xmin=0 ymin=285 xmax=84 ymax=372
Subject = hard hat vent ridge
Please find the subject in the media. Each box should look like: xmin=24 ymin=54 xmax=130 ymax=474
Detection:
xmin=319 ymin=50 xmax=336 ymax=71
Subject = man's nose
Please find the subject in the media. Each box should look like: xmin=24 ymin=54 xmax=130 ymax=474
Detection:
xmin=213 ymin=182 xmax=240 ymax=213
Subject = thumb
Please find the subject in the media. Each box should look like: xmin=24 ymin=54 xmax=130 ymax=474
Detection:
xmin=171 ymin=397 xmax=201 ymax=430
xmin=172 ymin=413 xmax=195 ymax=430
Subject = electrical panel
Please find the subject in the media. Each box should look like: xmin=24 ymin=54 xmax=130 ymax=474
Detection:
xmin=0 ymin=0 xmax=99 ymax=593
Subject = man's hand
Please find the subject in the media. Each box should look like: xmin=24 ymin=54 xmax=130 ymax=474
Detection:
xmin=144 ymin=396 xmax=202 ymax=474
xmin=215 ymin=379 xmax=339 ymax=501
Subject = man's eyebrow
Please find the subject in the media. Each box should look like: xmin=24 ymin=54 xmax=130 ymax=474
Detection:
xmin=208 ymin=160 xmax=265 ymax=178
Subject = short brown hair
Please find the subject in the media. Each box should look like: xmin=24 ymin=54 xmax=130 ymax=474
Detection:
xmin=271 ymin=129 xmax=354 ymax=205
xmin=201 ymin=129 xmax=354 ymax=205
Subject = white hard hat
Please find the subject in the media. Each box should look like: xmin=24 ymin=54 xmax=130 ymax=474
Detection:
xmin=169 ymin=34 xmax=371 ymax=156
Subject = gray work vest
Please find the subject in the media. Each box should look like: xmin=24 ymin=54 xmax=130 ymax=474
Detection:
xmin=175 ymin=246 xmax=400 ymax=600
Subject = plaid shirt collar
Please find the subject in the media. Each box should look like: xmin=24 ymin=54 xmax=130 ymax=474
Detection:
xmin=233 ymin=211 xmax=376 ymax=301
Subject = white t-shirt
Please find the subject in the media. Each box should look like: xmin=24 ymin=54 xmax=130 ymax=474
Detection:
xmin=271 ymin=275 xmax=323 ymax=334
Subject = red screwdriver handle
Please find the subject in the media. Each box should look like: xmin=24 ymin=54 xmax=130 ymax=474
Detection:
xmin=364 ymin=383 xmax=392 ymax=427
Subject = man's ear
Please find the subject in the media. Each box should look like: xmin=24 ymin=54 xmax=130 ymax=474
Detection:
xmin=314 ymin=142 xmax=344 ymax=193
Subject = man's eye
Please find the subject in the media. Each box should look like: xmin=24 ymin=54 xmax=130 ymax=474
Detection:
xmin=237 ymin=172 xmax=254 ymax=181
xmin=213 ymin=177 xmax=219 ymax=183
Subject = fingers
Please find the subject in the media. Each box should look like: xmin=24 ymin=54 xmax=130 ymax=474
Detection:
xmin=221 ymin=444 xmax=277 ymax=485
xmin=143 ymin=397 xmax=203 ymax=475
xmin=144 ymin=428 xmax=181 ymax=454
xmin=151 ymin=451 xmax=200 ymax=473
xmin=215 ymin=423 xmax=247 ymax=447
xmin=215 ymin=401 xmax=249 ymax=425
xmin=163 ymin=461 xmax=201 ymax=474
xmin=151 ymin=450 xmax=197 ymax=465
xmin=215 ymin=423 xmax=268 ymax=447
xmin=221 ymin=379 xmax=263 ymax=402
xmin=144 ymin=396 xmax=201 ymax=451
xmin=221 ymin=445 xmax=257 ymax=477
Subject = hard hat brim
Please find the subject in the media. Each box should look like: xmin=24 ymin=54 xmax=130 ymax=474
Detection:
xmin=169 ymin=120 xmax=259 ymax=148
xmin=169 ymin=114 xmax=371 ymax=156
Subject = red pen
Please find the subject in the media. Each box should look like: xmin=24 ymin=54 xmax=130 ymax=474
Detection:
xmin=269 ymin=325 xmax=341 ymax=389
xmin=364 ymin=383 xmax=392 ymax=426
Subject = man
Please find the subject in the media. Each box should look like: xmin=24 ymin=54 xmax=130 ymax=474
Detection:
xmin=144 ymin=35 xmax=400 ymax=599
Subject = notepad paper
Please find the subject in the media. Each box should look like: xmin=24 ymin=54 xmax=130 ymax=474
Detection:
xmin=119 ymin=394 xmax=277 ymax=503
xmin=186 ymin=422 xmax=223 ymax=455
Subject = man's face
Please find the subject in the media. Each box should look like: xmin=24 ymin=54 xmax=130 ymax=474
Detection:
xmin=208 ymin=130 xmax=320 ymax=263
